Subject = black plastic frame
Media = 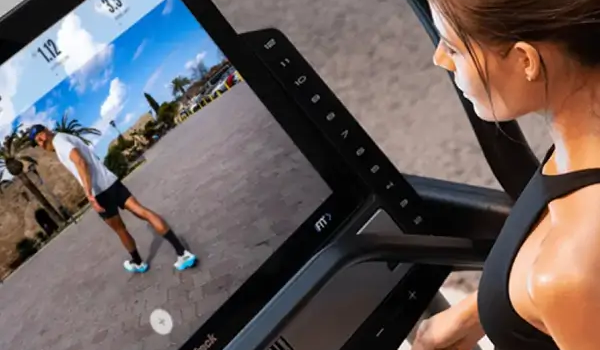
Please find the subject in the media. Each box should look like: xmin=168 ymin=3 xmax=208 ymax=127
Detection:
xmin=0 ymin=1 xmax=368 ymax=350
xmin=407 ymin=0 xmax=540 ymax=201
xmin=224 ymin=232 xmax=489 ymax=350
xmin=241 ymin=28 xmax=436 ymax=235
xmin=222 ymin=174 xmax=514 ymax=350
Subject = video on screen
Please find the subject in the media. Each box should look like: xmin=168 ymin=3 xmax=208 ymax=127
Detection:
xmin=0 ymin=1 xmax=330 ymax=349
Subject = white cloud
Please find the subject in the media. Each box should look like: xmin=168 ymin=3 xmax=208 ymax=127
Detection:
xmin=64 ymin=106 xmax=75 ymax=117
xmin=123 ymin=112 xmax=135 ymax=124
xmin=162 ymin=0 xmax=174 ymax=15
xmin=100 ymin=78 xmax=127 ymax=121
xmin=90 ymin=66 xmax=113 ymax=91
xmin=56 ymin=13 xmax=114 ymax=94
xmin=143 ymin=67 xmax=163 ymax=92
xmin=0 ymin=60 xmax=22 ymax=140
xmin=185 ymin=52 xmax=207 ymax=71
xmin=132 ymin=39 xmax=148 ymax=61
xmin=19 ymin=104 xmax=57 ymax=130
xmin=90 ymin=78 xmax=127 ymax=146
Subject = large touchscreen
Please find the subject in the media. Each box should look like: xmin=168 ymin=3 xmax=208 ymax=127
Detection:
xmin=0 ymin=1 xmax=331 ymax=349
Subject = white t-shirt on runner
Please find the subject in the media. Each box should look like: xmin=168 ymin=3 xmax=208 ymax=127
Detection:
xmin=52 ymin=132 xmax=118 ymax=196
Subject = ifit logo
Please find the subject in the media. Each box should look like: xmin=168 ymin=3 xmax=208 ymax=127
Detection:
xmin=314 ymin=213 xmax=332 ymax=233
xmin=194 ymin=334 xmax=217 ymax=350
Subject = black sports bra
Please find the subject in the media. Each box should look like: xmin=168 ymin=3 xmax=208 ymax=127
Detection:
xmin=478 ymin=145 xmax=600 ymax=350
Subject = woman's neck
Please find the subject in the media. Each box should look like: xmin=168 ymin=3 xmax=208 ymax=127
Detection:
xmin=548 ymin=82 xmax=600 ymax=174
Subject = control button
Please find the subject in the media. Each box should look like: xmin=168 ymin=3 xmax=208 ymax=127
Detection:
xmin=370 ymin=165 xmax=381 ymax=174
xmin=150 ymin=309 xmax=174 ymax=335
xmin=310 ymin=94 xmax=321 ymax=104
xmin=385 ymin=181 xmax=395 ymax=190
xmin=341 ymin=129 xmax=349 ymax=139
xmin=400 ymin=199 xmax=408 ymax=208
xmin=279 ymin=57 xmax=291 ymax=68
xmin=326 ymin=112 xmax=336 ymax=121
xmin=413 ymin=216 xmax=423 ymax=225
xmin=293 ymin=75 xmax=308 ymax=87
xmin=408 ymin=291 xmax=418 ymax=300
xmin=263 ymin=38 xmax=277 ymax=50
xmin=356 ymin=147 xmax=365 ymax=157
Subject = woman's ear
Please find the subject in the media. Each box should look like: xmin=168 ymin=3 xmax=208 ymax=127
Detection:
xmin=513 ymin=41 xmax=542 ymax=82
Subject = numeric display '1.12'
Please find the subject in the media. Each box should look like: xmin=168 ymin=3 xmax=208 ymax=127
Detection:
xmin=36 ymin=39 xmax=62 ymax=64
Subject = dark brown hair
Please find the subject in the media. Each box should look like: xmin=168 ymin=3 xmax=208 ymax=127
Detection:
xmin=431 ymin=0 xmax=600 ymax=117
xmin=430 ymin=0 xmax=600 ymax=66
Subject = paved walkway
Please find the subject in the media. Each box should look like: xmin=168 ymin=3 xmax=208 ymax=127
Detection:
xmin=0 ymin=83 xmax=329 ymax=350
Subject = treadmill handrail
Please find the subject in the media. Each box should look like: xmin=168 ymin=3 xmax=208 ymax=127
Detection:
xmin=223 ymin=233 xmax=489 ymax=350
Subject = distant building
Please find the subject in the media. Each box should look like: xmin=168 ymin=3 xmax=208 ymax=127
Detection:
xmin=108 ymin=112 xmax=154 ymax=150
xmin=0 ymin=147 xmax=86 ymax=279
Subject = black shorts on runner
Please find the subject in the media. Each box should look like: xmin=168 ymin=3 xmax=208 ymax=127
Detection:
xmin=94 ymin=181 xmax=132 ymax=219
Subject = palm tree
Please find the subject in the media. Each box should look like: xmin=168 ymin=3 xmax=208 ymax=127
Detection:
xmin=54 ymin=112 xmax=102 ymax=145
xmin=170 ymin=76 xmax=191 ymax=98
xmin=0 ymin=125 xmax=65 ymax=223
xmin=144 ymin=93 xmax=161 ymax=117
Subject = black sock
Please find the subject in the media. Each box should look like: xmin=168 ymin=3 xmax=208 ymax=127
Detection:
xmin=163 ymin=230 xmax=186 ymax=256
xmin=130 ymin=249 xmax=143 ymax=265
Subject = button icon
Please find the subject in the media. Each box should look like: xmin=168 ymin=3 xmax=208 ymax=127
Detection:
xmin=326 ymin=112 xmax=336 ymax=121
xmin=294 ymin=75 xmax=307 ymax=87
xmin=264 ymin=38 xmax=276 ymax=50
xmin=311 ymin=94 xmax=321 ymax=104
xmin=280 ymin=58 xmax=291 ymax=68
xmin=409 ymin=291 xmax=417 ymax=300
xmin=413 ymin=216 xmax=423 ymax=225
xmin=150 ymin=309 xmax=174 ymax=335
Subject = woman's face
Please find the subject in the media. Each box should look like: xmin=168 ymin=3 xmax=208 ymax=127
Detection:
xmin=430 ymin=4 xmax=544 ymax=122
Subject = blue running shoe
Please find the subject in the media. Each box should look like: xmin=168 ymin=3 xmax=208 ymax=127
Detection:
xmin=174 ymin=251 xmax=197 ymax=271
xmin=123 ymin=260 xmax=149 ymax=273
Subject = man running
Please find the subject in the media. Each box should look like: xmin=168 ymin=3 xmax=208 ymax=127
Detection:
xmin=29 ymin=124 xmax=196 ymax=273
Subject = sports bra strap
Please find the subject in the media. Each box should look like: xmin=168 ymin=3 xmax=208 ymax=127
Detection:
xmin=540 ymin=145 xmax=600 ymax=201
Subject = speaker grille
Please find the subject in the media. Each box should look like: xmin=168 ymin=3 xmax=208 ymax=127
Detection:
xmin=267 ymin=336 xmax=294 ymax=350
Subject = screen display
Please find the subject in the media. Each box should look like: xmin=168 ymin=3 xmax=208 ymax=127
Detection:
xmin=0 ymin=1 xmax=331 ymax=349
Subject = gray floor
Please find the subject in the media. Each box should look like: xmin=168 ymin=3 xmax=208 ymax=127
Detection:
xmin=0 ymin=84 xmax=330 ymax=350
xmin=214 ymin=0 xmax=552 ymax=188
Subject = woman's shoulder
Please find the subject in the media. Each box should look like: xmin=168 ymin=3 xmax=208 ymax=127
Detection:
xmin=532 ymin=183 xmax=600 ymax=287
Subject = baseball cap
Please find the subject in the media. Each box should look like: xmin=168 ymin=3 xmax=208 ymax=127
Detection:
xmin=28 ymin=124 xmax=46 ymax=146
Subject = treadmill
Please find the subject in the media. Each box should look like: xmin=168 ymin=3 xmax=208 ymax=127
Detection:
xmin=0 ymin=1 xmax=541 ymax=349
xmin=223 ymin=1 xmax=540 ymax=350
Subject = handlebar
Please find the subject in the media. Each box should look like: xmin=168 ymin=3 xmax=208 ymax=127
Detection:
xmin=224 ymin=233 xmax=489 ymax=350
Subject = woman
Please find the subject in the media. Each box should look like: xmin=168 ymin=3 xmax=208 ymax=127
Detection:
xmin=412 ymin=1 xmax=600 ymax=350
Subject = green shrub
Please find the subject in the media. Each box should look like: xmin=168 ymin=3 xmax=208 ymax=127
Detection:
xmin=157 ymin=102 xmax=178 ymax=128
xmin=16 ymin=238 xmax=38 ymax=261
xmin=104 ymin=148 xmax=129 ymax=179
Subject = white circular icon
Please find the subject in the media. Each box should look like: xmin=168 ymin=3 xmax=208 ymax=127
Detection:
xmin=150 ymin=309 xmax=174 ymax=335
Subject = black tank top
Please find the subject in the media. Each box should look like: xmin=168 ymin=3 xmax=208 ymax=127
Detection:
xmin=478 ymin=145 xmax=600 ymax=350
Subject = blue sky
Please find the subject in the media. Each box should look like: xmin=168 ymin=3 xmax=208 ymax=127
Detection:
xmin=0 ymin=0 xmax=225 ymax=159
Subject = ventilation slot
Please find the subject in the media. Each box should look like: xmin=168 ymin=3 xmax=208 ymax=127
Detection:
xmin=267 ymin=336 xmax=294 ymax=350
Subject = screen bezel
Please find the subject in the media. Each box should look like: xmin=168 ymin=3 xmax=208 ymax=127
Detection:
xmin=0 ymin=0 xmax=370 ymax=349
